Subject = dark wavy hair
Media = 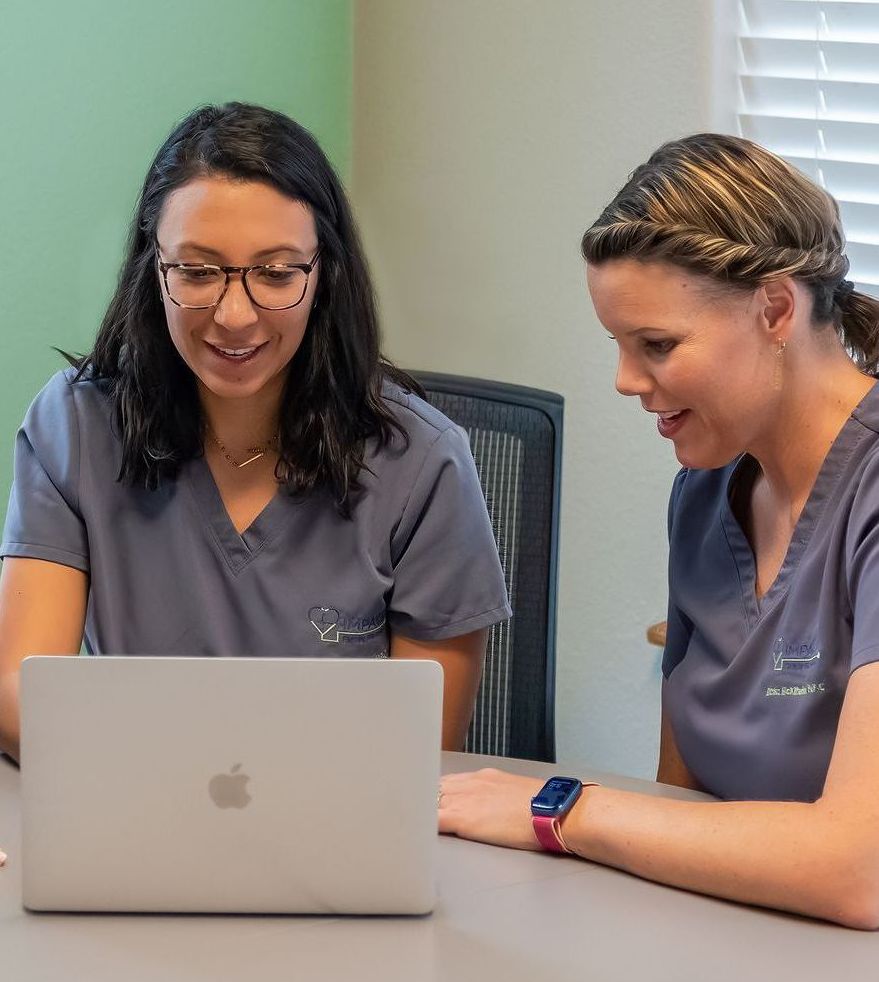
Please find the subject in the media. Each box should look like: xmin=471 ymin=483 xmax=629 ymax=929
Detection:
xmin=74 ymin=101 xmax=421 ymax=517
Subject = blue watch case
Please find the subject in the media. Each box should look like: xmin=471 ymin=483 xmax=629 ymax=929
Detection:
xmin=530 ymin=776 xmax=583 ymax=817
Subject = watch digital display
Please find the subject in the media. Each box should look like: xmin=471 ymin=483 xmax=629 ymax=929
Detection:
xmin=530 ymin=776 xmax=582 ymax=817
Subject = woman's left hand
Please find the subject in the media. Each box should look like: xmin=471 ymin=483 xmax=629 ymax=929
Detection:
xmin=438 ymin=768 xmax=546 ymax=850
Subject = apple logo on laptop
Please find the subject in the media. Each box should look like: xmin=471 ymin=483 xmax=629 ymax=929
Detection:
xmin=208 ymin=764 xmax=252 ymax=809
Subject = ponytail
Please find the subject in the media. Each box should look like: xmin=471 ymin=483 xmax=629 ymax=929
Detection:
xmin=838 ymin=286 xmax=879 ymax=373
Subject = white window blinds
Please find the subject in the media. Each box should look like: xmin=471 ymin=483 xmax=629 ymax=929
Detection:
xmin=737 ymin=0 xmax=879 ymax=296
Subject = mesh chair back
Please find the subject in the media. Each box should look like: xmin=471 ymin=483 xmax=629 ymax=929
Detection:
xmin=412 ymin=372 xmax=563 ymax=762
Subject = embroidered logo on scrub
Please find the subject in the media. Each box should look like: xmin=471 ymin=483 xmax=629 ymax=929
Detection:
xmin=771 ymin=636 xmax=821 ymax=671
xmin=308 ymin=606 xmax=386 ymax=645
xmin=765 ymin=636 xmax=825 ymax=698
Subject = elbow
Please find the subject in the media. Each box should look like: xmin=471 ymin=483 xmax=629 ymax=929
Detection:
xmin=828 ymin=886 xmax=879 ymax=932
xmin=813 ymin=858 xmax=879 ymax=930
xmin=802 ymin=803 xmax=879 ymax=929
xmin=830 ymin=904 xmax=879 ymax=932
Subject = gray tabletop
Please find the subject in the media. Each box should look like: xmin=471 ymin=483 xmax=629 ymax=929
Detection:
xmin=2 ymin=752 xmax=877 ymax=981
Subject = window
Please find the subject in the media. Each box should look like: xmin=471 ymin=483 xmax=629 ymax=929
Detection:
xmin=737 ymin=0 xmax=879 ymax=295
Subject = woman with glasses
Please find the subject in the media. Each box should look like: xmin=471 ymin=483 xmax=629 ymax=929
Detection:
xmin=0 ymin=102 xmax=510 ymax=762
xmin=440 ymin=134 xmax=879 ymax=929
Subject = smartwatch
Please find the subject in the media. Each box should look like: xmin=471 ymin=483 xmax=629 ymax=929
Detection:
xmin=530 ymin=776 xmax=585 ymax=853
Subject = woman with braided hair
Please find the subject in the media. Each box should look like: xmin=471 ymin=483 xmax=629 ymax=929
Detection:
xmin=440 ymin=133 xmax=879 ymax=928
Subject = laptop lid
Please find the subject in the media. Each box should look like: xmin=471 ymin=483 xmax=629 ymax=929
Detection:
xmin=20 ymin=656 xmax=442 ymax=914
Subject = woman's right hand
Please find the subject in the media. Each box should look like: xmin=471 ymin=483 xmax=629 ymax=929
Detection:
xmin=439 ymin=768 xmax=548 ymax=850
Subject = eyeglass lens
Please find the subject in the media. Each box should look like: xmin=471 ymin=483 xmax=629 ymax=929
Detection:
xmin=166 ymin=265 xmax=309 ymax=310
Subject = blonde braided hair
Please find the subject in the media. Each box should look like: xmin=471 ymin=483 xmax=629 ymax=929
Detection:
xmin=581 ymin=134 xmax=879 ymax=372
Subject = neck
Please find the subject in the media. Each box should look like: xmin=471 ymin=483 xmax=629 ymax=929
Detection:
xmin=747 ymin=347 xmax=874 ymax=515
xmin=198 ymin=376 xmax=284 ymax=450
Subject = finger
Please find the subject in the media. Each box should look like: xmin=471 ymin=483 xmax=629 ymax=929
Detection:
xmin=437 ymin=812 xmax=453 ymax=834
xmin=437 ymin=787 xmax=457 ymax=812
xmin=0 ymin=850 xmax=6 ymax=867
xmin=437 ymin=801 xmax=461 ymax=835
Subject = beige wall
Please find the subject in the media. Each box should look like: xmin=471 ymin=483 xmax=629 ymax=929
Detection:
xmin=352 ymin=0 xmax=716 ymax=776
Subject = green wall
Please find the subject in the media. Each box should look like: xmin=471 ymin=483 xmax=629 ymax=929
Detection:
xmin=0 ymin=0 xmax=352 ymax=517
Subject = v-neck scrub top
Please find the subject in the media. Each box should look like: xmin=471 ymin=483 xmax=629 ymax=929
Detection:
xmin=1 ymin=370 xmax=511 ymax=658
xmin=663 ymin=379 xmax=879 ymax=802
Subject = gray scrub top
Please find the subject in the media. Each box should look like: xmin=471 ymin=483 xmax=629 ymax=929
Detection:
xmin=1 ymin=370 xmax=511 ymax=657
xmin=663 ymin=379 xmax=879 ymax=802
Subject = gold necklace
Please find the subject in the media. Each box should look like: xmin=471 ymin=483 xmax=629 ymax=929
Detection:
xmin=208 ymin=430 xmax=278 ymax=469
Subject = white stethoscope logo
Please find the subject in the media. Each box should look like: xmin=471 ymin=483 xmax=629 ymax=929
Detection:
xmin=308 ymin=606 xmax=386 ymax=644
xmin=771 ymin=636 xmax=821 ymax=672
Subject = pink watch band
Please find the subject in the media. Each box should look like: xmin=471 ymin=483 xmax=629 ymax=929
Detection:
xmin=532 ymin=815 xmax=568 ymax=852
xmin=531 ymin=782 xmax=600 ymax=854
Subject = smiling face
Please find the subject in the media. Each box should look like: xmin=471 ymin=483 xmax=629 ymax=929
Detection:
xmin=586 ymin=259 xmax=783 ymax=469
xmin=155 ymin=176 xmax=319 ymax=408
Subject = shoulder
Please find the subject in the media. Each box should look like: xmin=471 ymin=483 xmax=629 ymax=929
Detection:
xmin=379 ymin=381 xmax=470 ymax=461
xmin=23 ymin=367 xmax=110 ymax=433
xmin=23 ymin=368 xmax=77 ymax=426
xmin=381 ymin=381 xmax=460 ymax=439
xmin=19 ymin=369 xmax=116 ymax=488
xmin=356 ymin=381 xmax=478 ymax=510
xmin=847 ymin=378 xmax=879 ymax=515
xmin=845 ymin=432 xmax=879 ymax=546
xmin=851 ymin=376 xmax=879 ymax=437
xmin=834 ymin=381 xmax=879 ymax=534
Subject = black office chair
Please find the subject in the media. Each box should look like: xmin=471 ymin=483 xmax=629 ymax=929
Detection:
xmin=411 ymin=372 xmax=563 ymax=762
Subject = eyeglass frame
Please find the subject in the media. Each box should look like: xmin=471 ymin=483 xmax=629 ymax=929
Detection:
xmin=155 ymin=243 xmax=321 ymax=311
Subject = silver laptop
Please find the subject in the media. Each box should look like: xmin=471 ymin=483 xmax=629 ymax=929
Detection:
xmin=19 ymin=655 xmax=443 ymax=914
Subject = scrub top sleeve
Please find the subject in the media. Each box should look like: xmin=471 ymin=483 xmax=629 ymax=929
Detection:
xmin=387 ymin=425 xmax=511 ymax=641
xmin=0 ymin=373 xmax=89 ymax=572
xmin=662 ymin=468 xmax=693 ymax=678
xmin=848 ymin=506 xmax=879 ymax=674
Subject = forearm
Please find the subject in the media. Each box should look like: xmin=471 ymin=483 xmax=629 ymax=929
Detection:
xmin=0 ymin=558 xmax=89 ymax=763
xmin=0 ymin=671 xmax=20 ymax=762
xmin=438 ymin=659 xmax=483 ymax=751
xmin=391 ymin=628 xmax=487 ymax=751
xmin=565 ymin=786 xmax=877 ymax=928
